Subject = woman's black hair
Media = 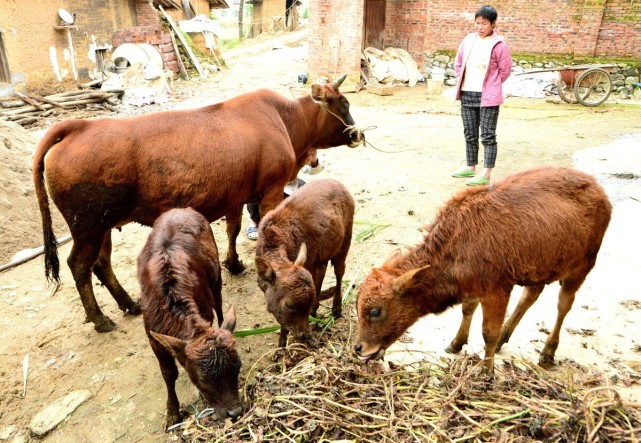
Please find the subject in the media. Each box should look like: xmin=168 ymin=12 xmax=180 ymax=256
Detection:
xmin=475 ymin=5 xmax=498 ymax=23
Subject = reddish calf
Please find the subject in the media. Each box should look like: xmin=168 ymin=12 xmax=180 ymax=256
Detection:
xmin=355 ymin=167 xmax=611 ymax=374
xmin=255 ymin=179 xmax=355 ymax=347
xmin=137 ymin=208 xmax=242 ymax=428
xmin=33 ymin=76 xmax=362 ymax=332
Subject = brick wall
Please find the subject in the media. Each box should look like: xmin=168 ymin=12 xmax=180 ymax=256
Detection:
xmin=307 ymin=0 xmax=364 ymax=81
xmin=136 ymin=0 xmax=162 ymax=27
xmin=113 ymin=27 xmax=178 ymax=74
xmin=388 ymin=0 xmax=641 ymax=60
xmin=114 ymin=1 xmax=179 ymax=74
xmin=595 ymin=0 xmax=641 ymax=56
xmin=308 ymin=0 xmax=641 ymax=79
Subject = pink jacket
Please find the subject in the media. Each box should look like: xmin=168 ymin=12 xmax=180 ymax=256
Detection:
xmin=454 ymin=32 xmax=512 ymax=107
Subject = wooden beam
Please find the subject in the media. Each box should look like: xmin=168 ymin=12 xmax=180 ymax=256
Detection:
xmin=169 ymin=30 xmax=190 ymax=80
xmin=181 ymin=0 xmax=195 ymax=19
xmin=158 ymin=5 xmax=206 ymax=78
xmin=14 ymin=92 xmax=46 ymax=111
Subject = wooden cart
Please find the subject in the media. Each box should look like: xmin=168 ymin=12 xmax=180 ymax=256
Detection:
xmin=520 ymin=64 xmax=616 ymax=107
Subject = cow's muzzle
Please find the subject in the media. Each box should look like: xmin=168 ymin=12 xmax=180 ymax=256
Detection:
xmin=345 ymin=126 xmax=364 ymax=148
xmin=354 ymin=343 xmax=386 ymax=361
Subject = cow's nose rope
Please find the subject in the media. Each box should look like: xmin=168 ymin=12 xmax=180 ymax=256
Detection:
xmin=324 ymin=105 xmax=416 ymax=153
xmin=320 ymin=105 xmax=367 ymax=147
xmin=320 ymin=102 xmax=416 ymax=153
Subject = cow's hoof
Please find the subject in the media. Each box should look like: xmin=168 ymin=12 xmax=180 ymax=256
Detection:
xmin=319 ymin=287 xmax=336 ymax=300
xmin=495 ymin=332 xmax=509 ymax=351
xmin=223 ymin=259 xmax=245 ymax=275
xmin=332 ymin=307 xmax=342 ymax=319
xmin=93 ymin=315 xmax=116 ymax=333
xmin=164 ymin=412 xmax=183 ymax=432
xmin=479 ymin=368 xmax=496 ymax=381
xmin=444 ymin=343 xmax=463 ymax=354
xmin=538 ymin=355 xmax=555 ymax=369
xmin=122 ymin=300 xmax=142 ymax=316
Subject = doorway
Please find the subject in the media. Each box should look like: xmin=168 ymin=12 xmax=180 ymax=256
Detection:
xmin=363 ymin=0 xmax=386 ymax=50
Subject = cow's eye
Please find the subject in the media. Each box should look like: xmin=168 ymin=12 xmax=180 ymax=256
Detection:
xmin=369 ymin=308 xmax=381 ymax=318
xmin=285 ymin=302 xmax=295 ymax=311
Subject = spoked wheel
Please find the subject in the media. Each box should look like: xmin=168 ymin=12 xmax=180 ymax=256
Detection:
xmin=557 ymin=71 xmax=578 ymax=104
xmin=574 ymin=68 xmax=612 ymax=107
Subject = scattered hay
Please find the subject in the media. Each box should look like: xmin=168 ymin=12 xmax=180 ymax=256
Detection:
xmin=174 ymin=312 xmax=641 ymax=442
xmin=353 ymin=221 xmax=390 ymax=243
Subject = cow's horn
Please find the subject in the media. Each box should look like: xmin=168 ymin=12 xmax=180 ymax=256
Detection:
xmin=332 ymin=74 xmax=347 ymax=89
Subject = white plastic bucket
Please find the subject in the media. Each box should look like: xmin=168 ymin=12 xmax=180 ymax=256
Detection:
xmin=431 ymin=67 xmax=445 ymax=82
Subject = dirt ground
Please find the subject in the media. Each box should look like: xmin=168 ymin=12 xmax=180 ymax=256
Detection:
xmin=1 ymin=38 xmax=640 ymax=442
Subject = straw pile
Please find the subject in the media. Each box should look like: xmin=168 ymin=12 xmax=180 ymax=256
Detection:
xmin=174 ymin=310 xmax=641 ymax=442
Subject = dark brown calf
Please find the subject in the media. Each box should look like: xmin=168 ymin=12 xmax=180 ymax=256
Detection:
xmin=355 ymin=167 xmax=611 ymax=374
xmin=137 ymin=208 xmax=242 ymax=428
xmin=33 ymin=76 xmax=363 ymax=332
xmin=255 ymin=179 xmax=355 ymax=347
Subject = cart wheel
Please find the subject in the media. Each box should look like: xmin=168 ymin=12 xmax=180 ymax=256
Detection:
xmin=557 ymin=77 xmax=578 ymax=104
xmin=574 ymin=68 xmax=612 ymax=107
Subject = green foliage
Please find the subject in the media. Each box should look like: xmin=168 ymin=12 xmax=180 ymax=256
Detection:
xmin=220 ymin=38 xmax=241 ymax=50
xmin=354 ymin=221 xmax=390 ymax=243
xmin=234 ymin=325 xmax=280 ymax=337
xmin=434 ymin=48 xmax=640 ymax=70
xmin=510 ymin=52 xmax=641 ymax=69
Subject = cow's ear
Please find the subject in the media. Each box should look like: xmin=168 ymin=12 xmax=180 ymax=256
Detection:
xmin=390 ymin=265 xmax=431 ymax=296
xmin=294 ymin=243 xmax=307 ymax=266
xmin=381 ymin=248 xmax=403 ymax=268
xmin=311 ymin=84 xmax=327 ymax=103
xmin=255 ymin=257 xmax=276 ymax=286
xmin=220 ymin=302 xmax=237 ymax=332
xmin=150 ymin=331 xmax=187 ymax=365
xmin=383 ymin=248 xmax=404 ymax=266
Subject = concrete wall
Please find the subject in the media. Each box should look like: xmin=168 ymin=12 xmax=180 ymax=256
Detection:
xmin=307 ymin=0 xmax=641 ymax=80
xmin=0 ymin=0 xmax=216 ymax=88
xmin=254 ymin=0 xmax=287 ymax=34
xmin=0 ymin=0 xmax=137 ymax=88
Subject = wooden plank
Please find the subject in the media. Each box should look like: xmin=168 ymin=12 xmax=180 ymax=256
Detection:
xmin=14 ymin=92 xmax=46 ymax=111
xmin=158 ymin=5 xmax=206 ymax=77
xmin=366 ymin=83 xmax=394 ymax=96
xmin=181 ymin=0 xmax=195 ymax=19
xmin=170 ymin=30 xmax=190 ymax=80
xmin=23 ymin=92 xmax=68 ymax=109
xmin=516 ymin=64 xmax=618 ymax=76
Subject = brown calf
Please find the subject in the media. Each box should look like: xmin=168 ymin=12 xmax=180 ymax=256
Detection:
xmin=137 ymin=208 xmax=242 ymax=428
xmin=255 ymin=179 xmax=355 ymax=347
xmin=354 ymin=167 xmax=611 ymax=374
xmin=33 ymin=76 xmax=363 ymax=332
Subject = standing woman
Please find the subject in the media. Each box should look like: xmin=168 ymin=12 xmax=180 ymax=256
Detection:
xmin=452 ymin=5 xmax=512 ymax=186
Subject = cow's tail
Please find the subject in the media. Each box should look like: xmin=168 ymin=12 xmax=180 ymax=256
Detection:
xmin=32 ymin=122 xmax=76 ymax=286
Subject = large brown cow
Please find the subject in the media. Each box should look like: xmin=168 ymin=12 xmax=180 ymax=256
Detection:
xmin=137 ymin=207 xmax=241 ymax=428
xmin=255 ymin=179 xmax=355 ymax=346
xmin=354 ymin=167 xmax=611 ymax=375
xmin=33 ymin=76 xmax=362 ymax=332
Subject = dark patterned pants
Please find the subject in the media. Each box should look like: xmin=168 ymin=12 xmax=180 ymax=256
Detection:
xmin=460 ymin=91 xmax=500 ymax=168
